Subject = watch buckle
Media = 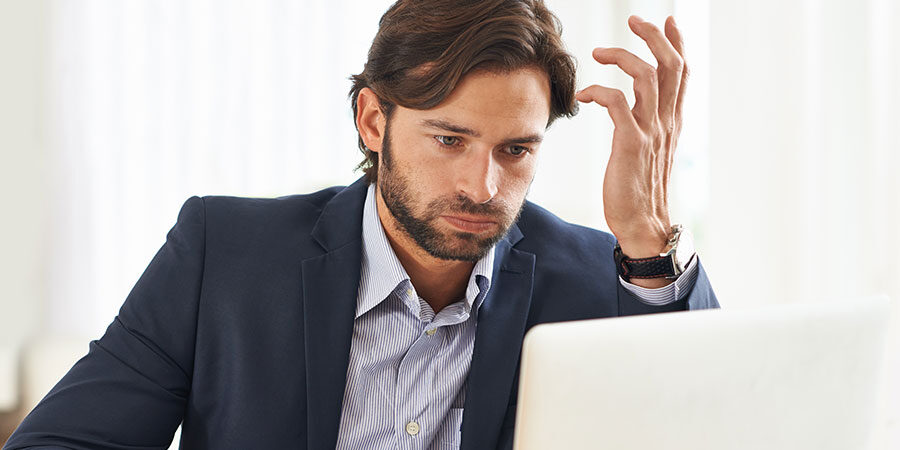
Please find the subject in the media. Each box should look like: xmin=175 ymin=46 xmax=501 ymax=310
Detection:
xmin=663 ymin=224 xmax=685 ymax=279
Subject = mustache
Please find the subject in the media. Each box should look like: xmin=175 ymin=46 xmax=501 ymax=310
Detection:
xmin=429 ymin=194 xmax=511 ymax=217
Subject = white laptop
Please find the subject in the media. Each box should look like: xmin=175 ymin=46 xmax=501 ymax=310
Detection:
xmin=513 ymin=296 xmax=892 ymax=450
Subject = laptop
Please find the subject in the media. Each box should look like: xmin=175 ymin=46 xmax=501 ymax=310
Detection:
xmin=513 ymin=296 xmax=892 ymax=450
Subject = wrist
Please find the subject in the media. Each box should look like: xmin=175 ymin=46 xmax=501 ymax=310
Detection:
xmin=626 ymin=277 xmax=674 ymax=289
xmin=616 ymin=229 xmax=669 ymax=259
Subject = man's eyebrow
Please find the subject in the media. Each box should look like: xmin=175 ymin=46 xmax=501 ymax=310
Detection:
xmin=503 ymin=134 xmax=544 ymax=145
xmin=420 ymin=119 xmax=482 ymax=137
xmin=419 ymin=118 xmax=543 ymax=144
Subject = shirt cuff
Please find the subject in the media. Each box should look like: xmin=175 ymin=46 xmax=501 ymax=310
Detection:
xmin=619 ymin=254 xmax=700 ymax=306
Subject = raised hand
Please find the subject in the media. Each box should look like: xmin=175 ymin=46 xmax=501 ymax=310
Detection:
xmin=575 ymin=15 xmax=688 ymax=261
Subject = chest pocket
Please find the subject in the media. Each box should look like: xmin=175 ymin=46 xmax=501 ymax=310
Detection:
xmin=433 ymin=407 xmax=464 ymax=448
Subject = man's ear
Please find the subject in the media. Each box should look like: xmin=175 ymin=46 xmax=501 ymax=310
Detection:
xmin=356 ymin=87 xmax=386 ymax=154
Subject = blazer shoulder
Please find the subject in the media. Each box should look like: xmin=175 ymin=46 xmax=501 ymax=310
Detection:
xmin=517 ymin=201 xmax=617 ymax=253
xmin=515 ymin=202 xmax=622 ymax=315
xmin=199 ymin=185 xmax=344 ymax=217
xmin=190 ymin=185 xmax=346 ymax=248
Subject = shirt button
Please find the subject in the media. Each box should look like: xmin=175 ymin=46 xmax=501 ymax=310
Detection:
xmin=405 ymin=421 xmax=420 ymax=436
xmin=406 ymin=288 xmax=413 ymax=297
xmin=425 ymin=328 xmax=437 ymax=336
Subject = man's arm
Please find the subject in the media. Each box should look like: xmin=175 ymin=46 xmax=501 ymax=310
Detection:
xmin=3 ymin=197 xmax=206 ymax=450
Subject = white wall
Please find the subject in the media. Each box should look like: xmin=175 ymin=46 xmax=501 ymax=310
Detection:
xmin=706 ymin=1 xmax=900 ymax=447
xmin=0 ymin=0 xmax=50 ymax=412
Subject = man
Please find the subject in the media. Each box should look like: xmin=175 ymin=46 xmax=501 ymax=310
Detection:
xmin=5 ymin=0 xmax=718 ymax=449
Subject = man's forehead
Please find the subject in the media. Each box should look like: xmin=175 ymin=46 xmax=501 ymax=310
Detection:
xmin=445 ymin=68 xmax=550 ymax=109
xmin=408 ymin=68 xmax=551 ymax=137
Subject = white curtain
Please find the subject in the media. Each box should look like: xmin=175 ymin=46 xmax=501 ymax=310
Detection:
xmin=704 ymin=1 xmax=900 ymax=447
xmin=43 ymin=0 xmax=898 ymax=447
xmin=46 ymin=0 xmax=393 ymax=336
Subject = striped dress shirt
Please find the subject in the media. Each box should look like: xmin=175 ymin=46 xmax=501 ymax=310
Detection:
xmin=335 ymin=183 xmax=699 ymax=449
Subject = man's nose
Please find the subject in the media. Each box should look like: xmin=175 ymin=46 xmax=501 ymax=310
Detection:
xmin=456 ymin=148 xmax=499 ymax=205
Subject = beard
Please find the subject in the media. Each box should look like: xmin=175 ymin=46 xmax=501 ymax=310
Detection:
xmin=377 ymin=122 xmax=524 ymax=262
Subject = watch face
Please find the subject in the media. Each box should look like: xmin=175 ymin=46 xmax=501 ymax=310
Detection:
xmin=674 ymin=228 xmax=695 ymax=270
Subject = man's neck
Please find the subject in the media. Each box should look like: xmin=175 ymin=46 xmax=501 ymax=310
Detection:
xmin=375 ymin=192 xmax=473 ymax=313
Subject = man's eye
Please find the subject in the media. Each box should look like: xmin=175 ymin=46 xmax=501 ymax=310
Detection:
xmin=508 ymin=146 xmax=529 ymax=156
xmin=435 ymin=136 xmax=461 ymax=146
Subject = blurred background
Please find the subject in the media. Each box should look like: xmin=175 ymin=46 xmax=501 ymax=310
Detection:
xmin=1 ymin=0 xmax=897 ymax=447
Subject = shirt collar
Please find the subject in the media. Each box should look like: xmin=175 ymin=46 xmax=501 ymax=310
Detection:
xmin=356 ymin=183 xmax=495 ymax=319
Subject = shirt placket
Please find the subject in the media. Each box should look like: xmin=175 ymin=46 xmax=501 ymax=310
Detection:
xmin=394 ymin=283 xmax=443 ymax=449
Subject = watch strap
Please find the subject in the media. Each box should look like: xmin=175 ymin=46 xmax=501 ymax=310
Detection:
xmin=614 ymin=244 xmax=678 ymax=281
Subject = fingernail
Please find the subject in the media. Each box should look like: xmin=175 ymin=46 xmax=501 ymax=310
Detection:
xmin=631 ymin=15 xmax=645 ymax=23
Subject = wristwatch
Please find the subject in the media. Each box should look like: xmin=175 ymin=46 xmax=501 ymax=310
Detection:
xmin=614 ymin=224 xmax=695 ymax=282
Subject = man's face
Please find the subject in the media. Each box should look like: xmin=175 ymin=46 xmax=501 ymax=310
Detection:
xmin=376 ymin=67 xmax=552 ymax=262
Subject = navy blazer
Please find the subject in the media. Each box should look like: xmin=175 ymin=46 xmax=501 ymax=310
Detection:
xmin=5 ymin=177 xmax=719 ymax=450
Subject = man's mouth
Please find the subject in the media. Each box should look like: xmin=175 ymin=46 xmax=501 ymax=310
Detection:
xmin=441 ymin=215 xmax=498 ymax=233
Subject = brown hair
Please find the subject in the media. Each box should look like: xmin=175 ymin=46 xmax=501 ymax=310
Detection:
xmin=349 ymin=0 xmax=579 ymax=182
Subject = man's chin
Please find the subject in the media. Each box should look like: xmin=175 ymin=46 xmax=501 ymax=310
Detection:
xmin=425 ymin=247 xmax=488 ymax=263
xmin=420 ymin=229 xmax=504 ymax=262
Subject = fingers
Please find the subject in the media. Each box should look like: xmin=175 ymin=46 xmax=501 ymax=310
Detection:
xmin=575 ymin=85 xmax=639 ymax=133
xmin=592 ymin=47 xmax=657 ymax=126
xmin=664 ymin=16 xmax=689 ymax=127
xmin=627 ymin=15 xmax=684 ymax=127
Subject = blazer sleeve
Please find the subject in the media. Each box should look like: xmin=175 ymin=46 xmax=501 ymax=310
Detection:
xmin=4 ymin=197 xmax=207 ymax=450
xmin=616 ymin=258 xmax=720 ymax=315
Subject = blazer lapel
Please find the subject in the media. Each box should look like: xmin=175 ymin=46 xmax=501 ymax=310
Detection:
xmin=460 ymin=226 xmax=535 ymax=450
xmin=300 ymin=178 xmax=368 ymax=449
